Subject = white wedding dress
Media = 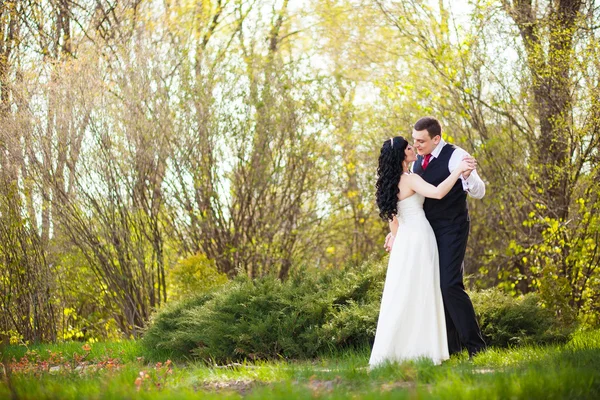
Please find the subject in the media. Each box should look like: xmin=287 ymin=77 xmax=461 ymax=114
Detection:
xmin=369 ymin=193 xmax=450 ymax=367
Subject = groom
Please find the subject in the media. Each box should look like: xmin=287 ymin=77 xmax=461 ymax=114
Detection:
xmin=385 ymin=116 xmax=486 ymax=358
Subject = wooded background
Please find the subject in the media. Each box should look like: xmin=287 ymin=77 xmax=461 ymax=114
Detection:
xmin=1 ymin=0 xmax=598 ymax=343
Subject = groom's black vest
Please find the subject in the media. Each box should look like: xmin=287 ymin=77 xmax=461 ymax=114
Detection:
xmin=414 ymin=144 xmax=468 ymax=228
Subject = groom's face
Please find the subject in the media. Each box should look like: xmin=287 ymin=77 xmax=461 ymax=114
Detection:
xmin=412 ymin=129 xmax=441 ymax=156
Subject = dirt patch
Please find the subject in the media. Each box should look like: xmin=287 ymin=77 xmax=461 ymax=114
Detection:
xmin=199 ymin=378 xmax=260 ymax=395
xmin=379 ymin=381 xmax=417 ymax=391
xmin=304 ymin=375 xmax=343 ymax=393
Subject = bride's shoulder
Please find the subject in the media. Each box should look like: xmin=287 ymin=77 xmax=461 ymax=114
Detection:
xmin=403 ymin=173 xmax=422 ymax=181
xmin=401 ymin=173 xmax=424 ymax=188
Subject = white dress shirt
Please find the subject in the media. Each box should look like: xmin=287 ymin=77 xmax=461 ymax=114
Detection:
xmin=412 ymin=138 xmax=486 ymax=199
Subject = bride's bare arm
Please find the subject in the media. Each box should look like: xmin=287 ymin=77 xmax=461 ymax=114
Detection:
xmin=384 ymin=216 xmax=399 ymax=252
xmin=389 ymin=216 xmax=399 ymax=236
xmin=407 ymin=159 xmax=474 ymax=199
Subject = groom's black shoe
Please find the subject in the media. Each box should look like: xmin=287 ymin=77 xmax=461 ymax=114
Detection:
xmin=468 ymin=346 xmax=486 ymax=361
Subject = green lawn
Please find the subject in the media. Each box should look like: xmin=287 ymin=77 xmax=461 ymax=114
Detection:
xmin=1 ymin=330 xmax=600 ymax=399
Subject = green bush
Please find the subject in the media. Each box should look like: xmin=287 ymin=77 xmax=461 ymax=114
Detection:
xmin=186 ymin=275 xmax=330 ymax=360
xmin=471 ymin=288 xmax=573 ymax=347
xmin=142 ymin=259 xmax=385 ymax=361
xmin=311 ymin=261 xmax=385 ymax=350
xmin=167 ymin=253 xmax=228 ymax=302
xmin=143 ymin=260 xmax=572 ymax=362
xmin=142 ymin=292 xmax=215 ymax=357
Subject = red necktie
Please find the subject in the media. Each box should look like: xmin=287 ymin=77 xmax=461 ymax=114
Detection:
xmin=422 ymin=154 xmax=432 ymax=170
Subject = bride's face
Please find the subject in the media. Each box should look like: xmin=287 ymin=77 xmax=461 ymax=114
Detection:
xmin=404 ymin=144 xmax=417 ymax=163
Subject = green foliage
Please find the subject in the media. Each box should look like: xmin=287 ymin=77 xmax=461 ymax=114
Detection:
xmin=142 ymin=292 xmax=215 ymax=358
xmin=312 ymin=262 xmax=385 ymax=350
xmin=493 ymin=193 xmax=600 ymax=329
xmin=144 ymin=259 xmax=573 ymax=362
xmin=471 ymin=288 xmax=573 ymax=348
xmin=143 ymin=274 xmax=331 ymax=361
xmin=316 ymin=299 xmax=380 ymax=351
xmin=185 ymin=276 xmax=328 ymax=360
xmin=53 ymin=241 xmax=121 ymax=342
xmin=142 ymin=259 xmax=386 ymax=361
xmin=167 ymin=253 xmax=228 ymax=302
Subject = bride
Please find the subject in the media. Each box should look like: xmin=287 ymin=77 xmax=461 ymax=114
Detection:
xmin=369 ymin=136 xmax=475 ymax=367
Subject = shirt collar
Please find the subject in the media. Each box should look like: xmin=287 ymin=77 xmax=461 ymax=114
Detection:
xmin=430 ymin=138 xmax=446 ymax=159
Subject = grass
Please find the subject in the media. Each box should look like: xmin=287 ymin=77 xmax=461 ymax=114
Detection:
xmin=0 ymin=340 xmax=174 ymax=364
xmin=1 ymin=330 xmax=600 ymax=399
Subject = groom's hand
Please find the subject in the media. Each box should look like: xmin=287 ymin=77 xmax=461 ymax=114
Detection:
xmin=384 ymin=232 xmax=394 ymax=252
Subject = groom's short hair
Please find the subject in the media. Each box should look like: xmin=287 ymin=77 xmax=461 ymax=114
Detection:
xmin=414 ymin=117 xmax=442 ymax=139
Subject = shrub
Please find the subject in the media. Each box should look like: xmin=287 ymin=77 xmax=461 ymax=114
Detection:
xmin=186 ymin=275 xmax=330 ymax=360
xmin=167 ymin=253 xmax=228 ymax=302
xmin=311 ymin=260 xmax=385 ymax=351
xmin=143 ymin=260 xmax=572 ymax=362
xmin=142 ymin=292 xmax=215 ymax=357
xmin=142 ymin=259 xmax=386 ymax=361
xmin=471 ymin=288 xmax=573 ymax=347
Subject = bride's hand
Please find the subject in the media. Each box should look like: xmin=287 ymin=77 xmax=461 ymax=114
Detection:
xmin=384 ymin=232 xmax=394 ymax=252
xmin=459 ymin=156 xmax=476 ymax=173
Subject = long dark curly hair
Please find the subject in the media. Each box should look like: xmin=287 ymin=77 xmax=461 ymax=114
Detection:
xmin=376 ymin=136 xmax=409 ymax=221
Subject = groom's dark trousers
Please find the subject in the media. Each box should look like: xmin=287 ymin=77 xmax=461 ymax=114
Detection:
xmin=434 ymin=219 xmax=485 ymax=355
xmin=415 ymin=145 xmax=486 ymax=356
